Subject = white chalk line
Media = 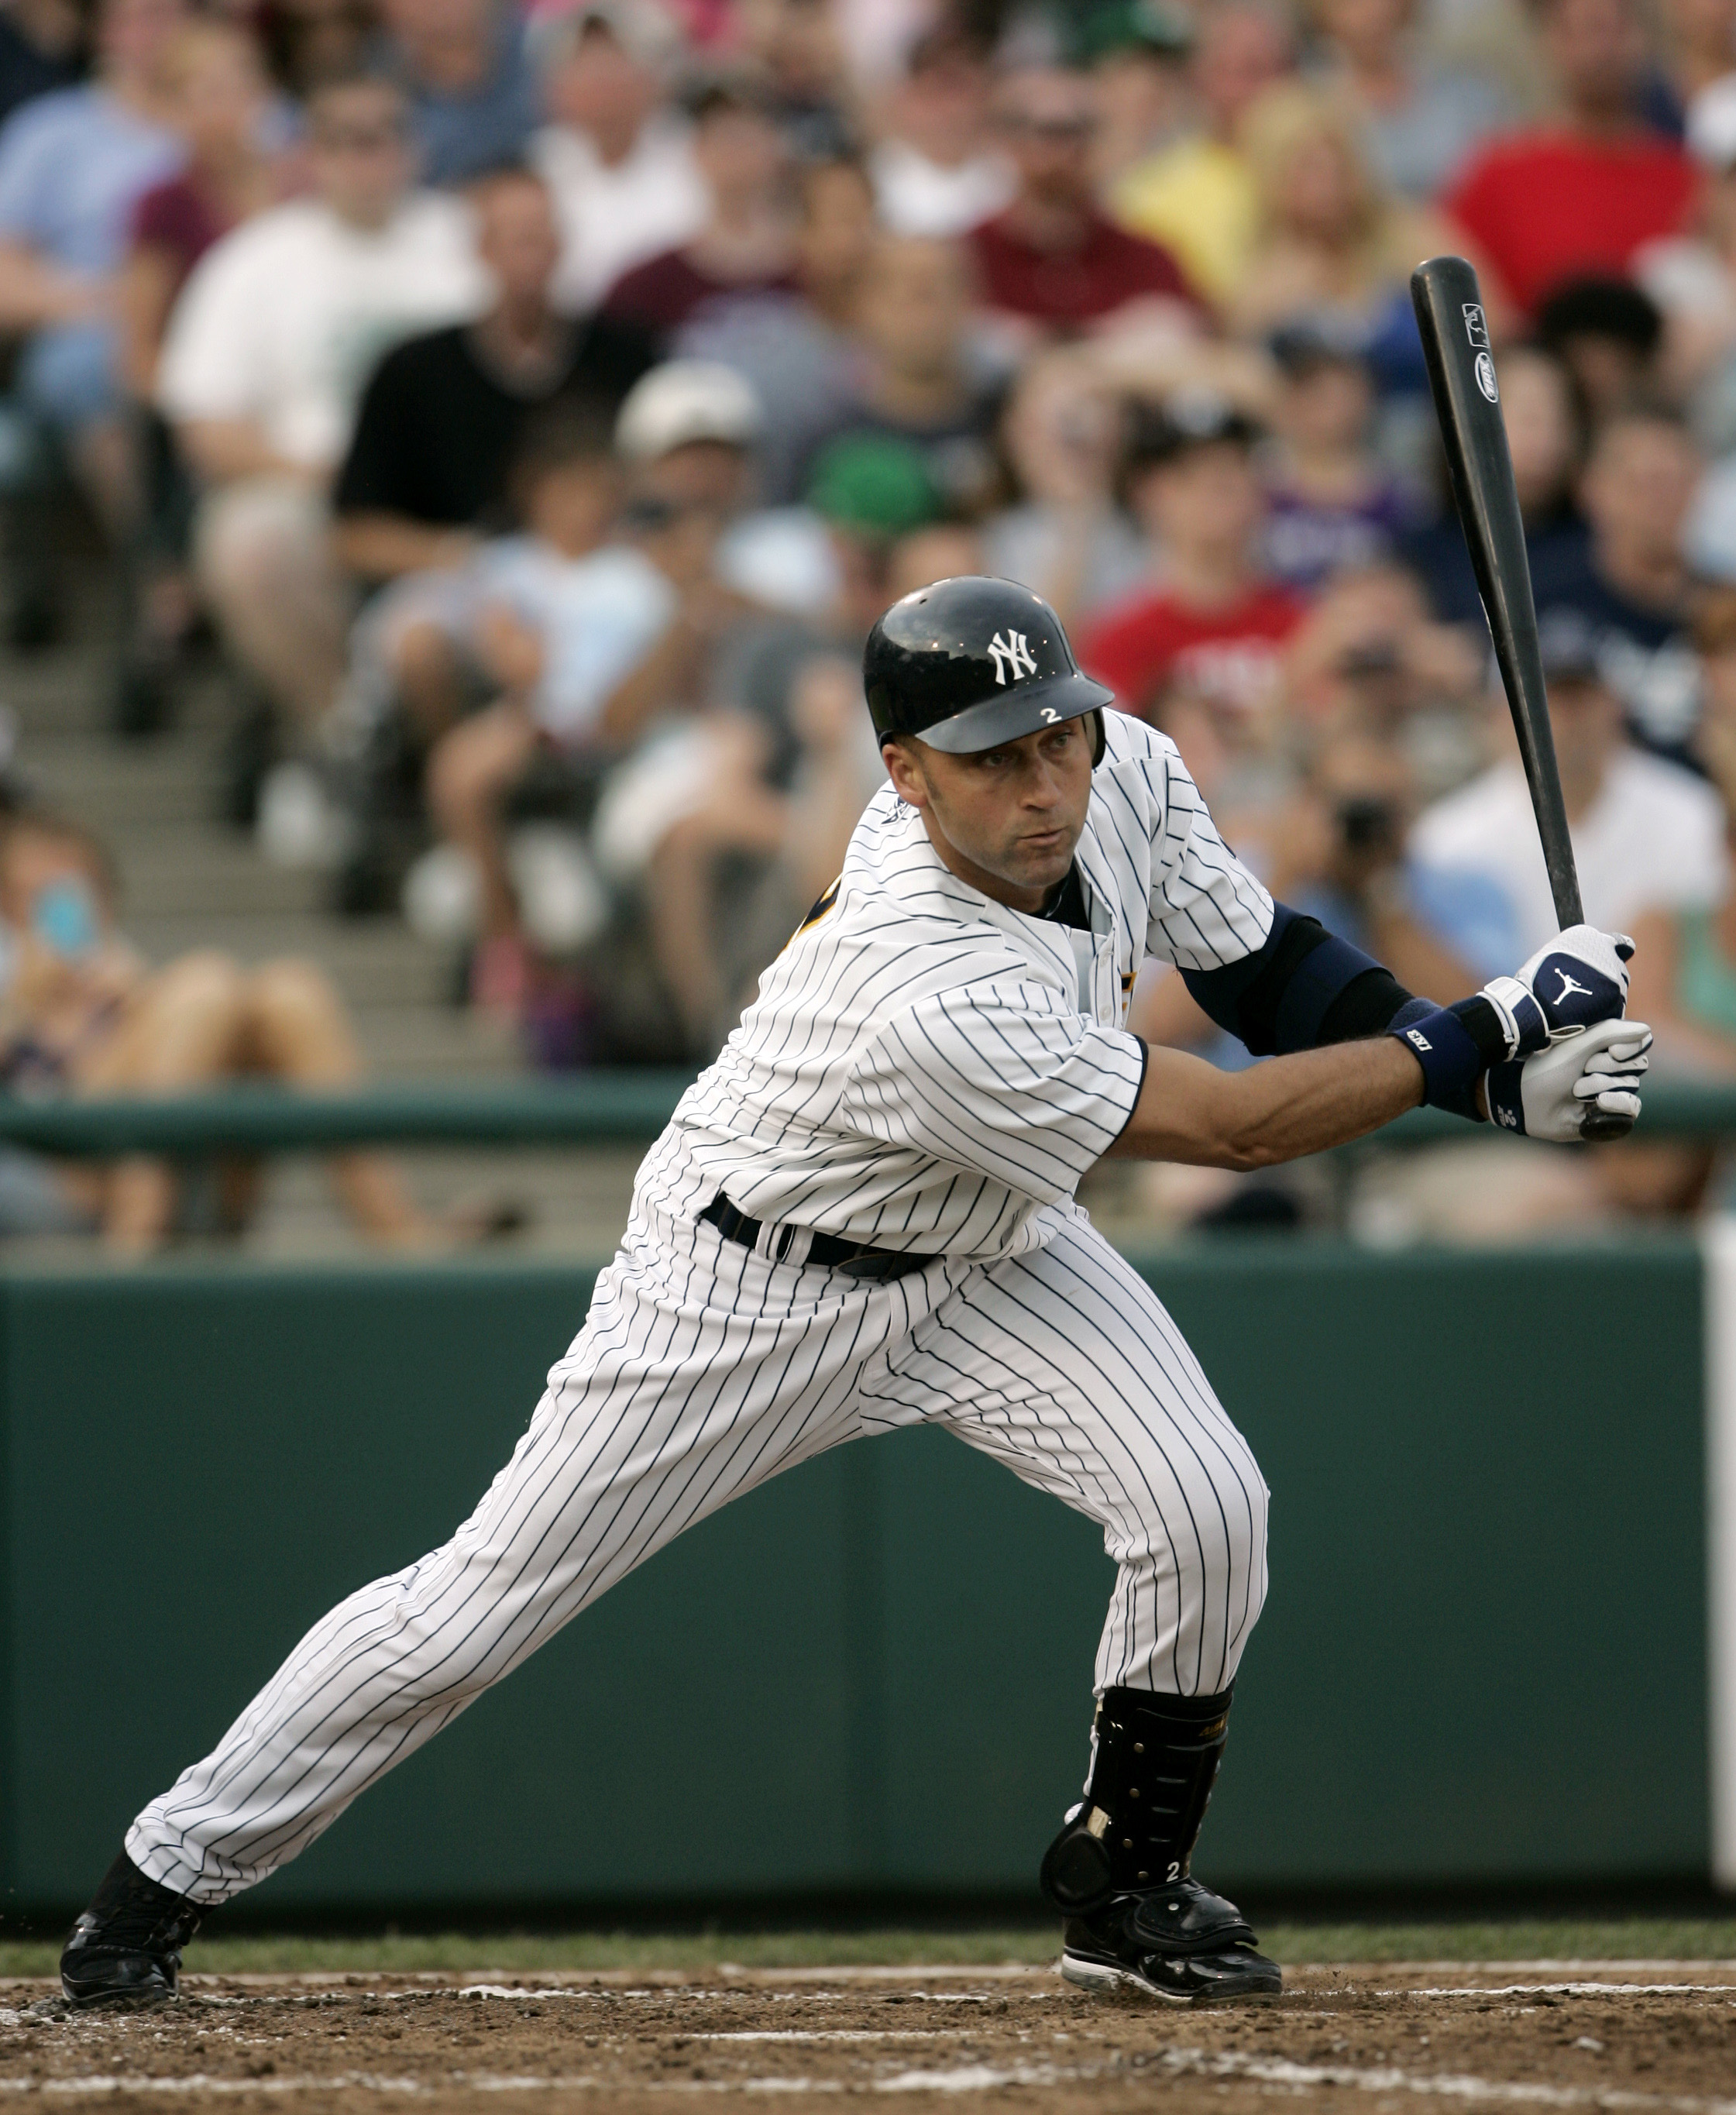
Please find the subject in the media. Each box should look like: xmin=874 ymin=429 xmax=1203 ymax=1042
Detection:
xmin=1158 ymin=2046 xmax=1736 ymax=2113
xmin=450 ymin=1990 xmax=1023 ymax=2010
xmin=1331 ymin=1963 xmax=1736 ymax=1976
xmin=437 ymin=1976 xmax=1731 ymax=2007
xmin=714 ymin=1969 xmax=1039 ymax=1986
xmin=0 ymin=2065 xmax=1085 ymax=2097
xmin=1370 ymin=1986 xmax=1736 ymax=2000
xmin=692 ymin=2034 xmax=978 ymax=2045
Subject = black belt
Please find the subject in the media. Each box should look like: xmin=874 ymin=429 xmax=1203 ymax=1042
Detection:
xmin=700 ymin=1193 xmax=939 ymax=1284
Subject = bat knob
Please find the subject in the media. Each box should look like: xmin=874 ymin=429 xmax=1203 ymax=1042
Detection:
xmin=1580 ymin=1112 xmax=1636 ymax=1143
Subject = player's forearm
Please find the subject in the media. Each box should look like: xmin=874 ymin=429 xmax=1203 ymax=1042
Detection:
xmin=1109 ymin=1037 xmax=1422 ymax=1171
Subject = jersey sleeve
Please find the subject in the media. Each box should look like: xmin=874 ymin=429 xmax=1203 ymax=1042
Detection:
xmin=1143 ymin=735 xmax=1275 ymax=971
xmin=839 ymin=978 xmax=1148 ymax=1206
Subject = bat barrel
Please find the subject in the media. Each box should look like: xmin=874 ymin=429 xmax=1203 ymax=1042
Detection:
xmin=1410 ymin=255 xmax=1584 ymax=930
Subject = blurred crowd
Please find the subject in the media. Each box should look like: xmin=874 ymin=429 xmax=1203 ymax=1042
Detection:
xmin=9 ymin=0 xmax=1736 ymax=1236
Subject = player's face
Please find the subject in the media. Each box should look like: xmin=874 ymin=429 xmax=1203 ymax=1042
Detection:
xmin=886 ymin=718 xmax=1095 ymax=913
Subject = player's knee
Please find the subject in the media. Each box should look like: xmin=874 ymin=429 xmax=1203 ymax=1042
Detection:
xmin=1153 ymin=1460 xmax=1269 ymax=1659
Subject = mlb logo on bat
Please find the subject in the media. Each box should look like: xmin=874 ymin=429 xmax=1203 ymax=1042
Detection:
xmin=1462 ymin=303 xmax=1490 ymax=349
xmin=987 ymin=631 xmax=1037 ymax=685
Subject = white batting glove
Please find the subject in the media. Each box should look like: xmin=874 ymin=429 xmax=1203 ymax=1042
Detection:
xmin=1486 ymin=1018 xmax=1651 ymax=1142
xmin=1507 ymin=924 xmax=1634 ymax=1042
xmin=1391 ymin=927 xmax=1638 ymax=1123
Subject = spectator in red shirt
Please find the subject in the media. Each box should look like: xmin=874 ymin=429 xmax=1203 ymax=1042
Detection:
xmin=1446 ymin=0 xmax=1696 ymax=319
xmin=966 ymin=64 xmax=1196 ymax=332
xmin=121 ymin=19 xmax=287 ymax=401
xmin=1078 ymin=397 xmax=1305 ymax=720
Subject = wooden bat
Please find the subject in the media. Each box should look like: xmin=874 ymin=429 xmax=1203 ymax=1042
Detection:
xmin=1410 ymin=253 xmax=1632 ymax=1140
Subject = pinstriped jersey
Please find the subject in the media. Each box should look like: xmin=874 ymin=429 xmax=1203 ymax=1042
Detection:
xmin=637 ymin=710 xmax=1276 ymax=1261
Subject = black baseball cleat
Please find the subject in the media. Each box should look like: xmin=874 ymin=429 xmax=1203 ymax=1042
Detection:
xmin=59 ymin=1851 xmax=203 ymax=2009
xmin=1059 ymin=1877 xmax=1282 ymax=2006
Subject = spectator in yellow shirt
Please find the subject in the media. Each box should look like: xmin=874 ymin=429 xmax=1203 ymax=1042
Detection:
xmin=1112 ymin=2 xmax=1290 ymax=310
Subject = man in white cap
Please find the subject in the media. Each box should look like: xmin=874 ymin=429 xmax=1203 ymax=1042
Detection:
xmin=614 ymin=353 xmax=764 ymax=512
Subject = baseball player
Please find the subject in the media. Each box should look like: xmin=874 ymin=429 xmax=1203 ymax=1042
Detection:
xmin=60 ymin=578 xmax=1648 ymax=2010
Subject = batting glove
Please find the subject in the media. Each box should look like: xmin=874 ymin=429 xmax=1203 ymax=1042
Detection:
xmin=1390 ymin=925 xmax=1636 ymax=1121
xmin=1486 ymin=1018 xmax=1652 ymax=1142
xmin=1512 ymin=924 xmax=1633 ymax=1037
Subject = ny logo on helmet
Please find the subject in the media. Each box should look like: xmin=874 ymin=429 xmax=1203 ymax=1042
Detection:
xmin=986 ymin=630 xmax=1037 ymax=685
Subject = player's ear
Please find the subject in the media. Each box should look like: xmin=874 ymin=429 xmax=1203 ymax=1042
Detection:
xmin=883 ymin=737 xmax=926 ymax=805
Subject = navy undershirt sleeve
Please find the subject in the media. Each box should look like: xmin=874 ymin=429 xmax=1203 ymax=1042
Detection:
xmin=1180 ymin=903 xmax=1414 ymax=1056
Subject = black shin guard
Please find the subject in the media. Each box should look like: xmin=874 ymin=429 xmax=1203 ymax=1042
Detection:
xmin=1040 ymin=1687 xmax=1232 ymax=1914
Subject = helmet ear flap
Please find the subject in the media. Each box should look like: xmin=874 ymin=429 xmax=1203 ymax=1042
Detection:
xmin=1091 ymin=710 xmax=1105 ymax=768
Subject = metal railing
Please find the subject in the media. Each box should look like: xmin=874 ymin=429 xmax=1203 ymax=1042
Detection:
xmin=0 ymin=1075 xmax=698 ymax=1155
xmin=0 ymin=1074 xmax=1729 ymax=1157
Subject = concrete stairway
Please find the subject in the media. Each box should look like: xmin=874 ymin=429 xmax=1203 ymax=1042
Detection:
xmin=3 ymin=585 xmax=514 ymax=1082
xmin=0 ymin=569 xmax=638 ymax=1256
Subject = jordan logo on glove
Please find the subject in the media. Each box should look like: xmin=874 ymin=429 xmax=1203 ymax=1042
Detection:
xmin=1517 ymin=924 xmax=1634 ymax=1040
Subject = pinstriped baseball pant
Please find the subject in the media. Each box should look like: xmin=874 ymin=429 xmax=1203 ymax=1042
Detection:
xmin=128 ymin=1196 xmax=1269 ymax=1904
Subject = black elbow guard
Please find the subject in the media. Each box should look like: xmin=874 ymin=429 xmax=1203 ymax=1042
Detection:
xmin=1181 ymin=903 xmax=1414 ymax=1056
xmin=1315 ymin=963 xmax=1414 ymax=1045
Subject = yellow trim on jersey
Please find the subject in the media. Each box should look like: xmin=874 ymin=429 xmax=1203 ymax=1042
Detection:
xmin=794 ymin=876 xmax=842 ymax=937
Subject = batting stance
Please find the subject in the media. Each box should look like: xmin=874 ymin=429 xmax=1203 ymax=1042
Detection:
xmin=61 ymin=578 xmax=1648 ymax=2010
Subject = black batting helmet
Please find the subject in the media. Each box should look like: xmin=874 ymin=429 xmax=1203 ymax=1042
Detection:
xmin=863 ymin=576 xmax=1113 ymax=760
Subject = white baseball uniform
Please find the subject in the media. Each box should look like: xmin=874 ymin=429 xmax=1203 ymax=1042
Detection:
xmin=129 ymin=712 xmax=1277 ymax=1905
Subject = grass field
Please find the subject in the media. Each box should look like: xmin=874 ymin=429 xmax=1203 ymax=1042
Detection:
xmin=5 ymin=1918 xmax=1736 ymax=1979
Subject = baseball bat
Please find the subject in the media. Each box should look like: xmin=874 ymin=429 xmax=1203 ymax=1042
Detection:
xmin=1409 ymin=253 xmax=1631 ymax=1139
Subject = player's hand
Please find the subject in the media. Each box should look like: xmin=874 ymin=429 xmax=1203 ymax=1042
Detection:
xmin=1486 ymin=1018 xmax=1651 ymax=1141
xmin=1511 ymin=924 xmax=1634 ymax=1040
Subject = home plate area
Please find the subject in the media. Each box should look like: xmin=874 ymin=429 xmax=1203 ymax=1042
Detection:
xmin=1 ymin=1962 xmax=1734 ymax=2113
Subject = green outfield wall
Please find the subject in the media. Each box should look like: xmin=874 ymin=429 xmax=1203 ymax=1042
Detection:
xmin=0 ymin=1240 xmax=1709 ymax=1920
